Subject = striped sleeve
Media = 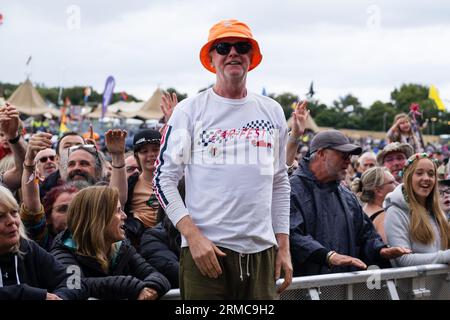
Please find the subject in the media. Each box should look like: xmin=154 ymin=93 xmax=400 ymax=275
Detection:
xmin=153 ymin=107 xmax=192 ymax=227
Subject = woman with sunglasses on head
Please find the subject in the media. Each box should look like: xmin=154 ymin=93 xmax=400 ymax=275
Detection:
xmin=51 ymin=186 xmax=170 ymax=300
xmin=384 ymin=153 xmax=450 ymax=267
xmin=352 ymin=166 xmax=396 ymax=243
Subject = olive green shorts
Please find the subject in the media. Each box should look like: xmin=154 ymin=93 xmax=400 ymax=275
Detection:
xmin=180 ymin=246 xmax=278 ymax=300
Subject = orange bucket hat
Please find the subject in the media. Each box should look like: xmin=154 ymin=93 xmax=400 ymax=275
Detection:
xmin=199 ymin=19 xmax=263 ymax=73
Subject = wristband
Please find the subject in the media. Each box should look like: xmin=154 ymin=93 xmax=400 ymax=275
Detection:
xmin=326 ymin=251 xmax=336 ymax=268
xmin=8 ymin=134 xmax=21 ymax=144
xmin=112 ymin=163 xmax=125 ymax=169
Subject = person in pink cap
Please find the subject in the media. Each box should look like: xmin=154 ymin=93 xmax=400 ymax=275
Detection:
xmin=154 ymin=19 xmax=292 ymax=299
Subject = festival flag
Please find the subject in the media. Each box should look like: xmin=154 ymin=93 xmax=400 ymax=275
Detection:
xmin=59 ymin=106 xmax=69 ymax=134
xmin=429 ymin=85 xmax=446 ymax=111
xmin=102 ymin=76 xmax=115 ymax=118
xmin=120 ymin=91 xmax=128 ymax=101
xmin=0 ymin=13 xmax=4 ymax=25
xmin=83 ymin=87 xmax=91 ymax=104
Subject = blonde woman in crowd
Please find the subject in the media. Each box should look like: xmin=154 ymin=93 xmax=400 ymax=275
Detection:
xmin=384 ymin=153 xmax=450 ymax=267
xmin=51 ymin=186 xmax=170 ymax=300
xmin=0 ymin=185 xmax=86 ymax=300
xmin=353 ymin=167 xmax=396 ymax=243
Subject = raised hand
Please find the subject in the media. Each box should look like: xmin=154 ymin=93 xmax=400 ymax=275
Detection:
xmin=160 ymin=92 xmax=178 ymax=123
xmin=25 ymin=132 xmax=53 ymax=163
xmin=105 ymin=129 xmax=127 ymax=155
xmin=291 ymin=101 xmax=309 ymax=139
xmin=0 ymin=103 xmax=21 ymax=140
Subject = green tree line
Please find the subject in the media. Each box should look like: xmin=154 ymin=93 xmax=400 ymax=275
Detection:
xmin=1 ymin=82 xmax=448 ymax=135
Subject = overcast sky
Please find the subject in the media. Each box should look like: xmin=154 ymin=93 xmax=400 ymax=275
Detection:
xmin=1 ymin=0 xmax=450 ymax=107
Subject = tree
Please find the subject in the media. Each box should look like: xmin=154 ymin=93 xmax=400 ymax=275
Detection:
xmin=362 ymin=101 xmax=397 ymax=132
xmin=165 ymin=87 xmax=188 ymax=102
xmin=271 ymin=92 xmax=299 ymax=120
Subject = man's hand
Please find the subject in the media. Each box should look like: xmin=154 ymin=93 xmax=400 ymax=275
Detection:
xmin=160 ymin=92 xmax=178 ymax=123
xmin=46 ymin=292 xmax=62 ymax=300
xmin=329 ymin=252 xmax=367 ymax=270
xmin=187 ymin=232 xmax=226 ymax=279
xmin=0 ymin=103 xmax=20 ymax=140
xmin=275 ymin=248 xmax=293 ymax=294
xmin=137 ymin=287 xmax=158 ymax=300
xmin=105 ymin=129 xmax=127 ymax=155
xmin=290 ymin=101 xmax=309 ymax=139
xmin=25 ymin=132 xmax=53 ymax=163
xmin=380 ymin=246 xmax=411 ymax=259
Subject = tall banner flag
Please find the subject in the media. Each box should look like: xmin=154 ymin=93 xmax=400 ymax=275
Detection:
xmin=429 ymin=85 xmax=446 ymax=111
xmin=83 ymin=87 xmax=92 ymax=105
xmin=102 ymin=76 xmax=115 ymax=119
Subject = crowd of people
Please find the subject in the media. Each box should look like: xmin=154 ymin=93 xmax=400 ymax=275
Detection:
xmin=0 ymin=19 xmax=449 ymax=300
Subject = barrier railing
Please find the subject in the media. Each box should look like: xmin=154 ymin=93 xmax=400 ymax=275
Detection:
xmin=162 ymin=264 xmax=450 ymax=300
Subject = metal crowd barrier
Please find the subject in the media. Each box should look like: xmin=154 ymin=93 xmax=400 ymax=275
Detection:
xmin=162 ymin=264 xmax=450 ymax=300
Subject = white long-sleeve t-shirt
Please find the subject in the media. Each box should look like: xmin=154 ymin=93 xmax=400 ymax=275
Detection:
xmin=153 ymin=88 xmax=290 ymax=253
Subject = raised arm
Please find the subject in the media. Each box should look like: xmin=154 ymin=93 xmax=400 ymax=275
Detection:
xmin=21 ymin=132 xmax=53 ymax=212
xmin=286 ymin=101 xmax=308 ymax=167
xmin=0 ymin=103 xmax=27 ymax=190
xmin=106 ymin=129 xmax=128 ymax=206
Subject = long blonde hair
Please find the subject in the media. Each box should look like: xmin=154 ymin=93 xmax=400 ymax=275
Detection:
xmin=67 ymin=186 xmax=119 ymax=272
xmin=403 ymin=155 xmax=450 ymax=248
xmin=0 ymin=185 xmax=28 ymax=254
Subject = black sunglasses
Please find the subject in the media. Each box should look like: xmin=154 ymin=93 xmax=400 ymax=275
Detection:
xmin=212 ymin=42 xmax=252 ymax=55
xmin=38 ymin=155 xmax=56 ymax=163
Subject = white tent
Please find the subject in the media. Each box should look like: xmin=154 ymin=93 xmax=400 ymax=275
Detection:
xmin=121 ymin=88 xmax=164 ymax=120
xmin=7 ymin=79 xmax=60 ymax=117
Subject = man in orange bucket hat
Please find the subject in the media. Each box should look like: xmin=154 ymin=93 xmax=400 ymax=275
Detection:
xmin=153 ymin=19 xmax=292 ymax=299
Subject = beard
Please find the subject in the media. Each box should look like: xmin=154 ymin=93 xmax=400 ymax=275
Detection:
xmin=67 ymin=169 xmax=96 ymax=185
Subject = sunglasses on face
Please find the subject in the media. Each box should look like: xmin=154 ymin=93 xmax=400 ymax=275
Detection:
xmin=38 ymin=155 xmax=56 ymax=163
xmin=212 ymin=42 xmax=252 ymax=55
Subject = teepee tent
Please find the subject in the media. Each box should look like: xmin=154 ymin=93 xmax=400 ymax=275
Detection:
xmin=122 ymin=88 xmax=164 ymax=120
xmin=7 ymin=79 xmax=59 ymax=117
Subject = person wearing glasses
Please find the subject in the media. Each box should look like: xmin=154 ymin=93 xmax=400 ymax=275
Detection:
xmin=376 ymin=142 xmax=413 ymax=184
xmin=384 ymin=153 xmax=450 ymax=267
xmin=20 ymin=130 xmax=128 ymax=251
xmin=290 ymin=130 xmax=410 ymax=276
xmin=352 ymin=166 xmax=396 ymax=243
xmin=34 ymin=148 xmax=58 ymax=180
xmin=39 ymin=131 xmax=85 ymax=200
xmin=154 ymin=19 xmax=291 ymax=299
